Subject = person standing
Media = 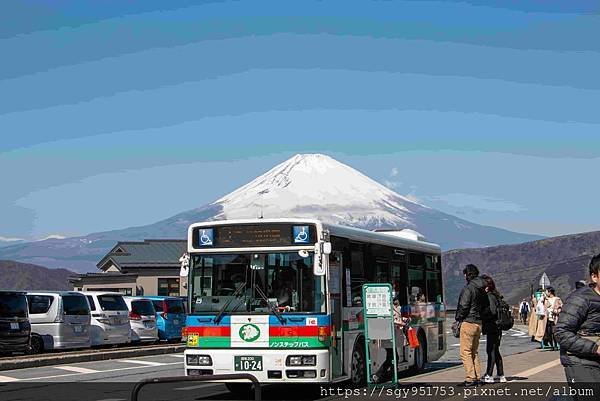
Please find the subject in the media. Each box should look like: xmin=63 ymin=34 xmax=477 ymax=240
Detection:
xmin=455 ymin=264 xmax=490 ymax=387
xmin=555 ymin=254 xmax=600 ymax=401
xmin=480 ymin=275 xmax=506 ymax=383
xmin=544 ymin=287 xmax=562 ymax=350
xmin=519 ymin=298 xmax=530 ymax=325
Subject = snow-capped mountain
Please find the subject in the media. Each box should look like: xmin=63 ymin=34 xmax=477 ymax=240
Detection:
xmin=0 ymin=154 xmax=542 ymax=272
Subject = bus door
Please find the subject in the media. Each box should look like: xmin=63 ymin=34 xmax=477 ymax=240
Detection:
xmin=329 ymin=252 xmax=344 ymax=380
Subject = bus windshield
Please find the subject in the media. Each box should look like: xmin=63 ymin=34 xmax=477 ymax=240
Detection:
xmin=190 ymin=252 xmax=326 ymax=315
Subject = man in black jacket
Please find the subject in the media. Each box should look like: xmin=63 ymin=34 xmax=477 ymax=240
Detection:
xmin=455 ymin=264 xmax=491 ymax=386
xmin=555 ymin=254 xmax=600 ymax=400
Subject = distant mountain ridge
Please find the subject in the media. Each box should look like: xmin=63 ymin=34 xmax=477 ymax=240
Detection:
xmin=0 ymin=154 xmax=542 ymax=272
xmin=0 ymin=260 xmax=74 ymax=291
xmin=442 ymin=230 xmax=600 ymax=308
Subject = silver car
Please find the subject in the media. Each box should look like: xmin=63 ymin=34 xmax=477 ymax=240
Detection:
xmin=123 ymin=297 xmax=158 ymax=343
xmin=82 ymin=292 xmax=131 ymax=346
xmin=26 ymin=291 xmax=91 ymax=353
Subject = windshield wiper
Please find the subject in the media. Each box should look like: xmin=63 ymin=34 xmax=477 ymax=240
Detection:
xmin=253 ymin=284 xmax=285 ymax=325
xmin=214 ymin=282 xmax=247 ymax=324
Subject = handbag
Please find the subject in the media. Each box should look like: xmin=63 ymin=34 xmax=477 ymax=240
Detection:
xmin=407 ymin=326 xmax=420 ymax=349
xmin=451 ymin=320 xmax=462 ymax=338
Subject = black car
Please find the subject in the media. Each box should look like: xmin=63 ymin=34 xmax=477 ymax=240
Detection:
xmin=0 ymin=290 xmax=31 ymax=355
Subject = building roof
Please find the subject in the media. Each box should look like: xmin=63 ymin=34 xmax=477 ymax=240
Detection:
xmin=97 ymin=239 xmax=186 ymax=271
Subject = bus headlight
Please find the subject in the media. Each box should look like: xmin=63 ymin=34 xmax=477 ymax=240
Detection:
xmin=187 ymin=355 xmax=212 ymax=366
xmin=286 ymin=355 xmax=316 ymax=366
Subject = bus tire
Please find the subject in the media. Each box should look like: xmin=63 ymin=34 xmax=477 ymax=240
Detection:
xmin=410 ymin=331 xmax=427 ymax=374
xmin=30 ymin=335 xmax=44 ymax=354
xmin=350 ymin=340 xmax=366 ymax=387
xmin=225 ymin=383 xmax=253 ymax=398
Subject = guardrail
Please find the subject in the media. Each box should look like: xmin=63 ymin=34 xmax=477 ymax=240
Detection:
xmin=130 ymin=374 xmax=261 ymax=401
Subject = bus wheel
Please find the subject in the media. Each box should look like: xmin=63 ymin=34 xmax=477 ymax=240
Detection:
xmin=350 ymin=342 xmax=366 ymax=387
xmin=225 ymin=383 xmax=253 ymax=398
xmin=30 ymin=335 xmax=44 ymax=354
xmin=410 ymin=333 xmax=427 ymax=374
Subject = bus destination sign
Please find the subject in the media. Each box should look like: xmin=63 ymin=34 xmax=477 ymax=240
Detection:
xmin=192 ymin=224 xmax=316 ymax=249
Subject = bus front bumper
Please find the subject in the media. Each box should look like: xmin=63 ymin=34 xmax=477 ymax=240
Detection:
xmin=184 ymin=348 xmax=330 ymax=383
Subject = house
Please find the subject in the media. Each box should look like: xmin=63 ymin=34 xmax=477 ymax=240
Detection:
xmin=70 ymin=239 xmax=187 ymax=296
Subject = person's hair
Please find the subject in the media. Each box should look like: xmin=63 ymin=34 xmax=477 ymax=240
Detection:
xmin=547 ymin=287 xmax=556 ymax=296
xmin=481 ymin=274 xmax=500 ymax=297
xmin=589 ymin=254 xmax=600 ymax=276
xmin=463 ymin=264 xmax=479 ymax=281
xmin=575 ymin=280 xmax=586 ymax=289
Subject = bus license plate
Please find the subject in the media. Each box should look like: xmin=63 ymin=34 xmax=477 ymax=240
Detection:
xmin=234 ymin=356 xmax=263 ymax=371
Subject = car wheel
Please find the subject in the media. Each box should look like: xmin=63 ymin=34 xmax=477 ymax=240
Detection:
xmin=30 ymin=335 xmax=44 ymax=354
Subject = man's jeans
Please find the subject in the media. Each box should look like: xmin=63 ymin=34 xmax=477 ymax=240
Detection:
xmin=460 ymin=321 xmax=482 ymax=382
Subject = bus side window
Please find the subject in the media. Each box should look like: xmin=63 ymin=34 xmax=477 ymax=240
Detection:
xmin=408 ymin=252 xmax=426 ymax=304
xmin=426 ymin=255 xmax=443 ymax=303
xmin=350 ymin=249 xmax=365 ymax=306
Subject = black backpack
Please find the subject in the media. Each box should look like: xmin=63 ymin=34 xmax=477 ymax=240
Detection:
xmin=496 ymin=297 xmax=514 ymax=331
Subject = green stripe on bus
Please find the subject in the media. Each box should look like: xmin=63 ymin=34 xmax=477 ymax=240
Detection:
xmin=196 ymin=337 xmax=231 ymax=348
xmin=269 ymin=336 xmax=328 ymax=348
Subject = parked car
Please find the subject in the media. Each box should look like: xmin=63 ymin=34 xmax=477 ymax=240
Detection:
xmin=0 ymin=290 xmax=31 ymax=355
xmin=26 ymin=291 xmax=91 ymax=353
xmin=144 ymin=296 xmax=186 ymax=342
xmin=81 ymin=292 xmax=131 ymax=346
xmin=123 ymin=297 xmax=158 ymax=343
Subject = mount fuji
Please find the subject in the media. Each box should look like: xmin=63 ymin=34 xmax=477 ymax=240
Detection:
xmin=0 ymin=154 xmax=542 ymax=272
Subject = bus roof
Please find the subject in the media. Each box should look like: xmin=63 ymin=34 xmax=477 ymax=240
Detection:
xmin=188 ymin=218 xmax=441 ymax=254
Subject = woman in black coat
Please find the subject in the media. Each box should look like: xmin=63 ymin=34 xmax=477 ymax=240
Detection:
xmin=555 ymin=254 xmax=600 ymax=400
xmin=481 ymin=274 xmax=506 ymax=383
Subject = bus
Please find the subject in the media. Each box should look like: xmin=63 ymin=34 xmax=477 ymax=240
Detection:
xmin=183 ymin=219 xmax=445 ymax=392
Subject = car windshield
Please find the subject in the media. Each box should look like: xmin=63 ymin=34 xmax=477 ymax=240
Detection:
xmin=98 ymin=295 xmax=128 ymax=311
xmin=131 ymin=300 xmax=155 ymax=316
xmin=165 ymin=299 xmax=185 ymax=314
xmin=190 ymin=252 xmax=325 ymax=314
xmin=0 ymin=294 xmax=28 ymax=318
xmin=63 ymin=295 xmax=90 ymax=315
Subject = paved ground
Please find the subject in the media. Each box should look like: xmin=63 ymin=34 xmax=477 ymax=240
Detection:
xmin=0 ymin=321 xmax=570 ymax=401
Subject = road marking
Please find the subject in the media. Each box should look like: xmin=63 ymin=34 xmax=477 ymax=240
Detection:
xmin=451 ymin=343 xmax=460 ymax=347
xmin=0 ymin=374 xmax=19 ymax=382
xmin=55 ymin=366 xmax=99 ymax=374
xmin=169 ymin=354 xmax=185 ymax=358
xmin=175 ymin=383 xmax=213 ymax=391
xmin=15 ymin=361 xmax=182 ymax=381
xmin=118 ymin=359 xmax=165 ymax=366
xmin=514 ymin=358 xmax=561 ymax=378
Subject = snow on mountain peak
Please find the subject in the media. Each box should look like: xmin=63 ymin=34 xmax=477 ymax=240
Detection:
xmin=213 ymin=153 xmax=427 ymax=229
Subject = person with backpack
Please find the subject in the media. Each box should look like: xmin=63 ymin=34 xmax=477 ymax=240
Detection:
xmin=555 ymin=254 xmax=600 ymax=401
xmin=481 ymin=275 xmax=507 ymax=383
xmin=455 ymin=264 xmax=491 ymax=387
xmin=519 ymin=299 xmax=530 ymax=325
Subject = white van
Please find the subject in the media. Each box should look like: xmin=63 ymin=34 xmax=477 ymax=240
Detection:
xmin=123 ymin=297 xmax=158 ymax=343
xmin=82 ymin=292 xmax=131 ymax=346
xmin=27 ymin=291 xmax=91 ymax=353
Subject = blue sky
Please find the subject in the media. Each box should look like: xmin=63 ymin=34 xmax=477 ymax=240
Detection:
xmin=1 ymin=0 xmax=599 ymax=240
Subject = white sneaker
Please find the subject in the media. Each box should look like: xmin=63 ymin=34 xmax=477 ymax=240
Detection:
xmin=496 ymin=375 xmax=507 ymax=383
xmin=482 ymin=375 xmax=494 ymax=383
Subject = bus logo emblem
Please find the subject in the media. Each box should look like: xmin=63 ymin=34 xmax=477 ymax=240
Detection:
xmin=239 ymin=324 xmax=260 ymax=342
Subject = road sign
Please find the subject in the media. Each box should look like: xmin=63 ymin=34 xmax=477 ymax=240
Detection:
xmin=539 ymin=272 xmax=551 ymax=289
xmin=362 ymin=283 xmax=397 ymax=386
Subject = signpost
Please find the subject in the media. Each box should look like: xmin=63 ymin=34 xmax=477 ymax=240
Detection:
xmin=362 ymin=283 xmax=397 ymax=386
xmin=539 ymin=272 xmax=551 ymax=290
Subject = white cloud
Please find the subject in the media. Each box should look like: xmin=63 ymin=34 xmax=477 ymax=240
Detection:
xmin=428 ymin=193 xmax=526 ymax=213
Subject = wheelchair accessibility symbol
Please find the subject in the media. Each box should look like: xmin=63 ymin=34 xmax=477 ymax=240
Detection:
xmin=199 ymin=229 xmax=214 ymax=246
xmin=293 ymin=226 xmax=310 ymax=244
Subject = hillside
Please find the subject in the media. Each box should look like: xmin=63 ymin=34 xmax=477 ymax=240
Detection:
xmin=0 ymin=260 xmax=74 ymax=291
xmin=442 ymin=230 xmax=600 ymax=308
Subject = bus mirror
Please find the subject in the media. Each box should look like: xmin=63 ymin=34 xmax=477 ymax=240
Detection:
xmin=313 ymin=250 xmax=326 ymax=276
xmin=322 ymin=242 xmax=332 ymax=255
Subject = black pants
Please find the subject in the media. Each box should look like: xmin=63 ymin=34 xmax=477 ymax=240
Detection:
xmin=545 ymin=320 xmax=557 ymax=348
xmin=564 ymin=365 xmax=600 ymax=401
xmin=485 ymin=331 xmax=504 ymax=376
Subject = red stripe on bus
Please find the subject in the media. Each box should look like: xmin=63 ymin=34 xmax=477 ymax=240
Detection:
xmin=269 ymin=326 xmax=330 ymax=337
xmin=186 ymin=326 xmax=231 ymax=337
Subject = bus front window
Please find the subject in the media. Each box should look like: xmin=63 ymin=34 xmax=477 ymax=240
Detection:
xmin=190 ymin=252 xmax=326 ymax=314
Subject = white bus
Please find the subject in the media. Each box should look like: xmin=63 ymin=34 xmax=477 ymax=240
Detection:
xmin=183 ymin=219 xmax=445 ymax=393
